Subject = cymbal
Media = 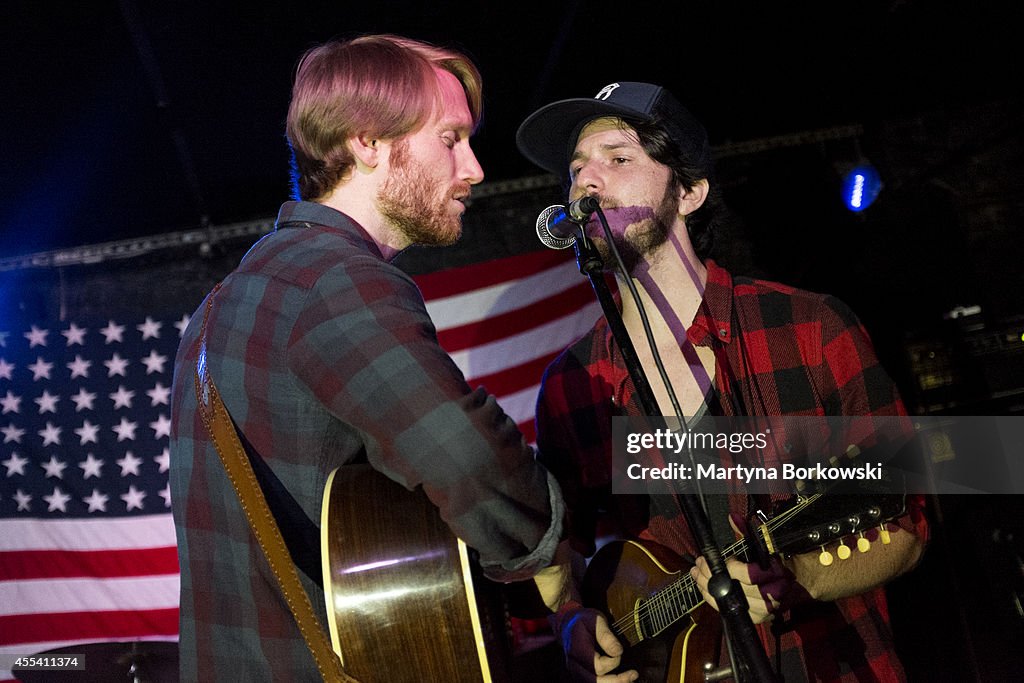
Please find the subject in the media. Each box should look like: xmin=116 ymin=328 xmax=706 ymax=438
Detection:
xmin=13 ymin=641 xmax=178 ymax=683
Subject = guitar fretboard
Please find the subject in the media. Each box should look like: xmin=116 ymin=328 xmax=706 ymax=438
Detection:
xmin=629 ymin=539 xmax=750 ymax=642
xmin=613 ymin=494 xmax=826 ymax=644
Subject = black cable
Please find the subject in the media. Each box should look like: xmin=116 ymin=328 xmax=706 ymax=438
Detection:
xmin=592 ymin=205 xmax=707 ymax=503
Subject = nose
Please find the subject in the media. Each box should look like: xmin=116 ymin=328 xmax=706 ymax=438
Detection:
xmin=571 ymin=159 xmax=602 ymax=197
xmin=460 ymin=145 xmax=484 ymax=186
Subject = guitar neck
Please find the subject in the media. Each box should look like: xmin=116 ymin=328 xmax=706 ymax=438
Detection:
xmin=634 ymin=538 xmax=751 ymax=640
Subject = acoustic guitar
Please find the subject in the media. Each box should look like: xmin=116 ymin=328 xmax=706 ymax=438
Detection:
xmin=320 ymin=464 xmax=512 ymax=683
xmin=582 ymin=489 xmax=908 ymax=683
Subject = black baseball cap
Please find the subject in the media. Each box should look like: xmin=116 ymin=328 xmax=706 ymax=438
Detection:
xmin=516 ymin=81 xmax=712 ymax=179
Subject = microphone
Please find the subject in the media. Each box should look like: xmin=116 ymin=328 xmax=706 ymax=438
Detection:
xmin=535 ymin=195 xmax=601 ymax=250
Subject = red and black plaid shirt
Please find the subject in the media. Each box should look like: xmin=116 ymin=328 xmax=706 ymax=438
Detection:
xmin=536 ymin=260 xmax=927 ymax=682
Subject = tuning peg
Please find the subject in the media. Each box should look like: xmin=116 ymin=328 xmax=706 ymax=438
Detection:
xmin=879 ymin=526 xmax=891 ymax=545
xmin=818 ymin=546 xmax=834 ymax=566
xmin=837 ymin=540 xmax=852 ymax=560
xmin=857 ymin=532 xmax=871 ymax=553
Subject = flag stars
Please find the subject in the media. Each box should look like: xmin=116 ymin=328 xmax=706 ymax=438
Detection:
xmin=141 ymin=349 xmax=168 ymax=375
xmin=83 ymin=489 xmax=109 ymax=513
xmin=14 ymin=489 xmax=32 ymax=511
xmin=1 ymin=390 xmax=21 ymax=414
xmin=34 ymin=390 xmax=60 ymax=414
xmin=110 ymin=385 xmax=136 ymax=409
xmin=75 ymin=419 xmax=101 ymax=445
xmin=116 ymin=451 xmax=143 ymax=476
xmin=0 ymin=358 xmax=13 ymax=380
xmin=174 ymin=314 xmax=191 ymax=337
xmin=44 ymin=486 xmax=72 ymax=512
xmin=28 ymin=357 xmax=54 ymax=381
xmin=112 ymin=417 xmax=138 ymax=442
xmin=71 ymin=387 xmax=97 ymax=412
xmin=61 ymin=323 xmax=88 ymax=346
xmin=38 ymin=421 xmax=63 ymax=446
xmin=154 ymin=447 xmax=170 ymax=473
xmin=3 ymin=451 xmax=28 ymax=477
xmin=104 ymin=353 xmax=130 ymax=378
xmin=101 ymin=320 xmax=125 ymax=344
xmin=24 ymin=325 xmax=49 ymax=348
xmin=137 ymin=317 xmax=162 ymax=340
xmin=2 ymin=423 xmax=26 ymax=443
xmin=121 ymin=485 xmax=147 ymax=511
xmin=150 ymin=414 xmax=171 ymax=439
xmin=159 ymin=484 xmax=172 ymax=508
xmin=0 ymin=331 xmax=8 ymax=347
xmin=41 ymin=455 xmax=68 ymax=479
xmin=67 ymin=355 xmax=92 ymax=379
xmin=147 ymin=382 xmax=170 ymax=407
xmin=79 ymin=453 xmax=105 ymax=479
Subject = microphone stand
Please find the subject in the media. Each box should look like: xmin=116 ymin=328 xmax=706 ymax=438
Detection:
xmin=570 ymin=228 xmax=778 ymax=683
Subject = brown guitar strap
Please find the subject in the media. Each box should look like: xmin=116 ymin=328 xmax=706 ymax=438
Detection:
xmin=193 ymin=284 xmax=357 ymax=683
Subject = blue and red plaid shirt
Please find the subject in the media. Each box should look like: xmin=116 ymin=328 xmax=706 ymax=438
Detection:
xmin=171 ymin=201 xmax=563 ymax=681
xmin=536 ymin=260 xmax=927 ymax=682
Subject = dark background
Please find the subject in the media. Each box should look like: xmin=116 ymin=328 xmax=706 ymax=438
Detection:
xmin=2 ymin=1 xmax=1023 ymax=680
xmin=2 ymin=1 xmax=1020 ymax=255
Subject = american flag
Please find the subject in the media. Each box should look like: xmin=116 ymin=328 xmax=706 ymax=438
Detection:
xmin=0 ymin=246 xmax=599 ymax=681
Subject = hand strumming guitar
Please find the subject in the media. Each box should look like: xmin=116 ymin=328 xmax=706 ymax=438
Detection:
xmin=535 ymin=556 xmax=638 ymax=682
xmin=549 ymin=601 xmax=639 ymax=682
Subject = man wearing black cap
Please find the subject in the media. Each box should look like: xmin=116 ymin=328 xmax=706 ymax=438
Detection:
xmin=518 ymin=83 xmax=928 ymax=682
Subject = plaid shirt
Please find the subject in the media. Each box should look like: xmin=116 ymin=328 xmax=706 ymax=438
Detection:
xmin=170 ymin=201 xmax=563 ymax=681
xmin=536 ymin=260 xmax=926 ymax=682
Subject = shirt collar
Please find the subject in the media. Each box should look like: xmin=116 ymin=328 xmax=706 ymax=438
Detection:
xmin=274 ymin=201 xmax=385 ymax=260
xmin=688 ymin=259 xmax=734 ymax=346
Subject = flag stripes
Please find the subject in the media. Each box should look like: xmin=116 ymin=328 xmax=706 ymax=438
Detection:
xmin=0 ymin=246 xmax=598 ymax=680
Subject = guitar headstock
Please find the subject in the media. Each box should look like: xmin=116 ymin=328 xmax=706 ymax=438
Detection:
xmin=749 ymin=468 xmax=907 ymax=565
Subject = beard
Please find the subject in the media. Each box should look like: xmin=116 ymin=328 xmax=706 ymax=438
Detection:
xmin=592 ymin=181 xmax=680 ymax=272
xmin=376 ymin=139 xmax=468 ymax=247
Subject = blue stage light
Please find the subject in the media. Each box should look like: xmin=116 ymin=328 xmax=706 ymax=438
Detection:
xmin=841 ymin=163 xmax=882 ymax=212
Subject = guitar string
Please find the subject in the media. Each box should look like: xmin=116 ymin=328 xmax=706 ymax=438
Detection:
xmin=609 ymin=493 xmax=822 ymax=638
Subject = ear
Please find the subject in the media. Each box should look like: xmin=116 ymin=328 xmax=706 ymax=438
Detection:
xmin=348 ymin=134 xmax=381 ymax=173
xmin=677 ymin=178 xmax=710 ymax=216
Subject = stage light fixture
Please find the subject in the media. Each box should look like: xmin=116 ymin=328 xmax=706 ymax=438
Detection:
xmin=841 ymin=163 xmax=883 ymax=212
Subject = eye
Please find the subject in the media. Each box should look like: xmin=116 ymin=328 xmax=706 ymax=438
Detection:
xmin=440 ymin=133 xmax=458 ymax=149
xmin=612 ymin=156 xmax=630 ymax=165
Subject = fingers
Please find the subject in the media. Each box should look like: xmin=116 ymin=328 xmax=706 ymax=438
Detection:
xmin=593 ymin=614 xmax=624 ymax=657
xmin=689 ymin=556 xmax=775 ymax=624
xmin=593 ymin=653 xmax=626 ymax=676
xmin=592 ymin=613 xmax=636 ymax=677
xmin=556 ymin=607 xmax=637 ymax=682
xmin=596 ymin=671 xmax=640 ymax=683
xmin=728 ymin=511 xmax=749 ymax=539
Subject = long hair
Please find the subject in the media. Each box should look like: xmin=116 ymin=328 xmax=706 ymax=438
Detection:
xmin=286 ymin=34 xmax=482 ymax=201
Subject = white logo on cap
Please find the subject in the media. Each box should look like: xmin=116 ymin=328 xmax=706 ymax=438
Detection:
xmin=594 ymin=83 xmax=620 ymax=101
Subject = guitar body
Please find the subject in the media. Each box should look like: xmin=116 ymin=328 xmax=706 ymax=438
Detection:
xmin=320 ymin=465 xmax=511 ymax=683
xmin=583 ymin=540 xmax=722 ymax=683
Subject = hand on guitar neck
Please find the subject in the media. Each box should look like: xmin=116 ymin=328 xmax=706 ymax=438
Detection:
xmin=689 ymin=513 xmax=808 ymax=625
